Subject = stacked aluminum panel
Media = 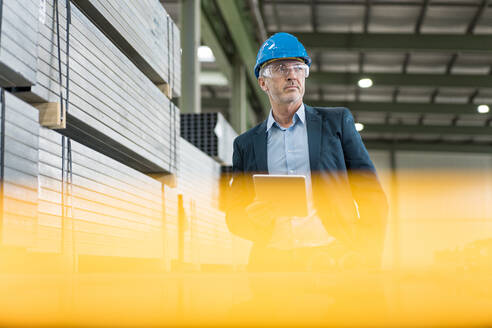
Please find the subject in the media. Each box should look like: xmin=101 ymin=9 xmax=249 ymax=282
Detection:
xmin=0 ymin=0 xmax=38 ymax=86
xmin=71 ymin=0 xmax=181 ymax=97
xmin=16 ymin=0 xmax=179 ymax=174
xmin=218 ymin=165 xmax=233 ymax=212
xmin=177 ymin=138 xmax=229 ymax=265
xmin=172 ymin=138 xmax=250 ymax=266
xmin=180 ymin=112 xmax=237 ymax=166
xmin=177 ymin=138 xmax=221 ymax=209
xmin=0 ymin=91 xmax=39 ymax=247
xmin=163 ymin=184 xmax=179 ymax=266
xmin=169 ymin=20 xmax=181 ymax=98
xmin=36 ymin=127 xmax=163 ymax=258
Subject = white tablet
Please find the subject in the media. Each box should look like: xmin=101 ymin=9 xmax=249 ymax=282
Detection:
xmin=252 ymin=174 xmax=308 ymax=217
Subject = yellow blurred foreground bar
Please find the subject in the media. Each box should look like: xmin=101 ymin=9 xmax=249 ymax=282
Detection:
xmin=0 ymin=170 xmax=491 ymax=326
xmin=0 ymin=272 xmax=491 ymax=327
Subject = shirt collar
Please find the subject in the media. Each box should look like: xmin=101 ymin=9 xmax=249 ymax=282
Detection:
xmin=266 ymin=103 xmax=305 ymax=132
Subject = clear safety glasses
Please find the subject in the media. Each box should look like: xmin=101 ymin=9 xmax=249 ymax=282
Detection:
xmin=261 ymin=62 xmax=310 ymax=78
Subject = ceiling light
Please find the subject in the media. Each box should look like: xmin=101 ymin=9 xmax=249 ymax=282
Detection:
xmin=197 ymin=46 xmax=215 ymax=62
xmin=477 ymin=104 xmax=490 ymax=114
xmin=355 ymin=123 xmax=364 ymax=132
xmin=358 ymin=78 xmax=373 ymax=88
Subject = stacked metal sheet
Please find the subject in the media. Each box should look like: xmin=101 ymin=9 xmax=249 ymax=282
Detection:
xmin=16 ymin=0 xmax=179 ymax=174
xmin=163 ymin=184 xmax=179 ymax=267
xmin=180 ymin=112 xmax=237 ymax=166
xmin=169 ymin=20 xmax=181 ymax=98
xmin=177 ymin=138 xmax=229 ymax=265
xmin=218 ymin=165 xmax=233 ymax=212
xmin=71 ymin=0 xmax=181 ymax=97
xmin=0 ymin=0 xmax=38 ymax=87
xmin=177 ymin=138 xmax=220 ymax=208
xmin=171 ymin=138 xmax=250 ymax=266
xmin=36 ymin=127 xmax=164 ymax=258
xmin=0 ymin=90 xmax=39 ymax=247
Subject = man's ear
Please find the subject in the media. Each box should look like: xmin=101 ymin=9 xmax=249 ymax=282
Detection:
xmin=258 ymin=77 xmax=268 ymax=92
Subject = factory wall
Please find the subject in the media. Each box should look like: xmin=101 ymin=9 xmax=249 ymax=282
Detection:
xmin=369 ymin=149 xmax=492 ymax=270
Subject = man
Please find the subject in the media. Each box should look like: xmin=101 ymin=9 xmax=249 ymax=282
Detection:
xmin=226 ymin=32 xmax=388 ymax=271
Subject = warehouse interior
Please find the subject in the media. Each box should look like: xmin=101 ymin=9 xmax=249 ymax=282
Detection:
xmin=0 ymin=0 xmax=491 ymax=326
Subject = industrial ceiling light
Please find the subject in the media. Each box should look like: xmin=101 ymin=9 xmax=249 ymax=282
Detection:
xmin=355 ymin=122 xmax=364 ymax=131
xmin=477 ymin=104 xmax=490 ymax=114
xmin=197 ymin=46 xmax=215 ymax=62
xmin=358 ymin=78 xmax=373 ymax=88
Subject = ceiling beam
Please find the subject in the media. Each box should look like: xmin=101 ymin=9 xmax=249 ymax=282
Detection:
xmin=402 ymin=53 xmax=411 ymax=73
xmin=294 ymin=33 xmax=492 ymax=53
xmin=430 ymin=88 xmax=439 ymax=103
xmin=391 ymin=89 xmax=399 ymax=103
xmin=445 ymin=53 xmax=459 ymax=74
xmin=271 ymin=0 xmax=281 ymax=31
xmin=467 ymin=0 xmax=489 ymax=34
xmin=202 ymin=98 xmax=491 ymax=116
xmin=310 ymin=0 xmax=318 ymax=32
xmin=204 ymin=86 xmax=217 ymax=98
xmin=309 ymin=101 xmax=488 ymax=115
xmin=308 ymin=72 xmax=492 ymax=88
xmin=414 ymin=0 xmax=430 ymax=34
xmin=248 ymin=0 xmax=268 ymax=42
xmin=200 ymin=10 xmax=232 ymax=81
xmin=215 ymin=0 xmax=270 ymax=116
xmin=363 ymin=0 xmax=371 ymax=33
xmin=262 ymin=0 xmax=491 ymax=7
xmin=468 ymin=89 xmax=480 ymax=104
xmin=202 ymin=98 xmax=229 ymax=108
xmin=365 ymin=140 xmax=492 ymax=154
xmin=362 ymin=123 xmax=492 ymax=136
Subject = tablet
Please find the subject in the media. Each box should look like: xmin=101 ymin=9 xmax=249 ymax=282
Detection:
xmin=252 ymin=174 xmax=308 ymax=217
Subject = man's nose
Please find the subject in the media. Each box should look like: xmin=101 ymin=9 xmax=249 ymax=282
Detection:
xmin=286 ymin=68 xmax=297 ymax=80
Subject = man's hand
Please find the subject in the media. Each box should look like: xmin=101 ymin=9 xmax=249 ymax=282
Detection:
xmin=245 ymin=200 xmax=279 ymax=231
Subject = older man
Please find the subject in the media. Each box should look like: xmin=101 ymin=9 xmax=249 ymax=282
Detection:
xmin=226 ymin=32 xmax=388 ymax=271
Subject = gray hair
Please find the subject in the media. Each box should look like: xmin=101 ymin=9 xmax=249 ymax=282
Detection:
xmin=259 ymin=64 xmax=269 ymax=78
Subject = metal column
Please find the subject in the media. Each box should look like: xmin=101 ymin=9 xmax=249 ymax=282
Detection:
xmin=180 ymin=0 xmax=201 ymax=113
xmin=230 ymin=56 xmax=247 ymax=133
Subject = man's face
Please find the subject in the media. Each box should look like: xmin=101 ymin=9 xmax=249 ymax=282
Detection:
xmin=258 ymin=59 xmax=307 ymax=105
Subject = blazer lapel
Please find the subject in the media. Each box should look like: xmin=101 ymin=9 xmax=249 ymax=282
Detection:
xmin=253 ymin=121 xmax=268 ymax=173
xmin=305 ymin=105 xmax=322 ymax=171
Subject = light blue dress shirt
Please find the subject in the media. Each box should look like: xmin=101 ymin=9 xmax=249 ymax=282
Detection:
xmin=266 ymin=104 xmax=335 ymax=249
xmin=266 ymin=104 xmax=311 ymax=179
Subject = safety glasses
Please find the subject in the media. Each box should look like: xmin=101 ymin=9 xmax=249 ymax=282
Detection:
xmin=262 ymin=62 xmax=310 ymax=78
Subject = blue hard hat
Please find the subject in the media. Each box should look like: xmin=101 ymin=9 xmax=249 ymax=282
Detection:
xmin=254 ymin=32 xmax=312 ymax=78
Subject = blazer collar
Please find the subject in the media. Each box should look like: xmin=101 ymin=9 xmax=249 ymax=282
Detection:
xmin=253 ymin=105 xmax=322 ymax=173
xmin=305 ymin=105 xmax=322 ymax=171
xmin=253 ymin=120 xmax=268 ymax=173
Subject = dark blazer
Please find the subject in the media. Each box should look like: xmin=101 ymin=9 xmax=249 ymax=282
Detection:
xmin=226 ymin=105 xmax=388 ymax=262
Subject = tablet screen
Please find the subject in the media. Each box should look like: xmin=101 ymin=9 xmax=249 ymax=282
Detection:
xmin=252 ymin=174 xmax=308 ymax=217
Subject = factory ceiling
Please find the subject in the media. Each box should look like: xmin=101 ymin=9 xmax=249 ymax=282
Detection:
xmin=162 ymin=0 xmax=492 ymax=154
